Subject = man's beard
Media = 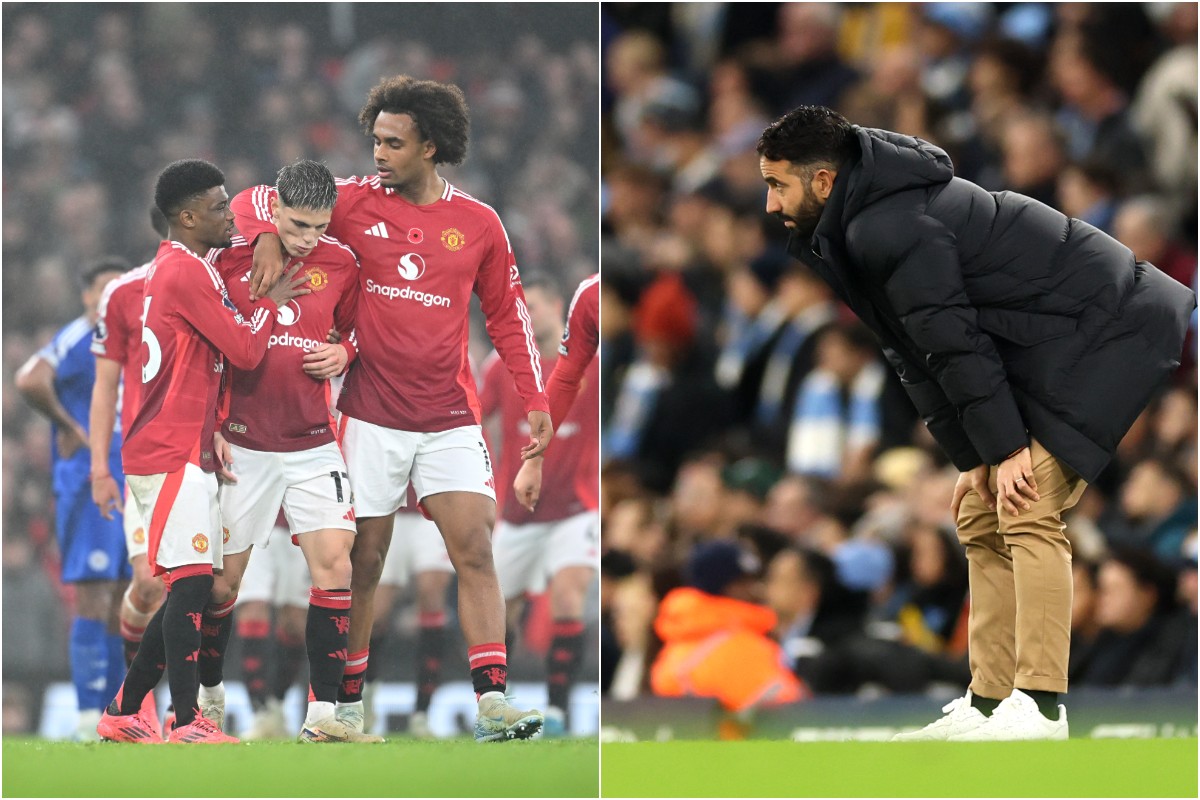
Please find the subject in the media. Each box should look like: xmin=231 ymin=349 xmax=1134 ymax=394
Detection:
xmin=779 ymin=193 xmax=825 ymax=241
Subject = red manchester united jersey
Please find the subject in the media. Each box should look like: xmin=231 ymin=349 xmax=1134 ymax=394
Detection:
xmin=231 ymin=178 xmax=548 ymax=433
xmin=481 ymin=350 xmax=599 ymax=524
xmin=548 ymin=274 xmax=599 ymax=426
xmin=211 ymin=234 xmax=360 ymax=452
xmin=92 ymin=262 xmax=151 ymax=436
xmin=123 ymin=240 xmax=278 ymax=476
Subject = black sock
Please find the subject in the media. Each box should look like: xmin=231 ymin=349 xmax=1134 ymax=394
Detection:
xmin=547 ymin=619 xmax=585 ymax=714
xmin=238 ymin=618 xmax=272 ymax=710
xmin=415 ymin=616 xmax=447 ymax=713
xmin=468 ymin=643 xmax=508 ymax=697
xmin=197 ymin=598 xmax=235 ymax=688
xmin=161 ymin=573 xmax=214 ymax=727
xmin=272 ymin=627 xmax=307 ymax=701
xmin=970 ymin=693 xmax=1001 ymax=716
xmin=1023 ymin=689 xmax=1060 ymax=720
xmin=307 ymin=588 xmax=351 ymax=704
xmin=116 ymin=602 xmax=168 ymax=715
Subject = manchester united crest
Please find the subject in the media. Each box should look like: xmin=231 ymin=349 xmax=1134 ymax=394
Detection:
xmin=306 ymin=265 xmax=329 ymax=291
xmin=222 ymin=527 xmax=231 ymax=545
xmin=192 ymin=533 xmax=210 ymax=553
xmin=441 ymin=227 xmax=466 ymax=252
xmin=133 ymin=527 xmax=146 ymax=545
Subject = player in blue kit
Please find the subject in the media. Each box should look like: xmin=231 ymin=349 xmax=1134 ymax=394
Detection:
xmin=15 ymin=258 xmax=133 ymax=740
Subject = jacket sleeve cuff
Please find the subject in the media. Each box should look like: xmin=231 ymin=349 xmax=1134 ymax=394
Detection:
xmin=962 ymin=389 xmax=1028 ymax=466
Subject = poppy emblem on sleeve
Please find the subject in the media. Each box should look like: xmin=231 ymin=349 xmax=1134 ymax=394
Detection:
xmin=192 ymin=534 xmax=209 ymax=554
xmin=408 ymin=228 xmax=424 ymax=244
xmin=441 ymin=228 xmax=466 ymax=252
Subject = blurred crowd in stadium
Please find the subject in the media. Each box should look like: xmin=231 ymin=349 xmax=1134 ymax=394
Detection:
xmin=598 ymin=2 xmax=1197 ymax=709
xmin=2 ymin=3 xmax=598 ymax=732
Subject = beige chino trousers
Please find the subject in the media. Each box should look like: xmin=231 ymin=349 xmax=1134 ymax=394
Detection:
xmin=956 ymin=438 xmax=1087 ymax=698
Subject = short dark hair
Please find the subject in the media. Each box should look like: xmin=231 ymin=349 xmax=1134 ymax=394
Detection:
xmin=154 ymin=159 xmax=226 ymax=219
xmin=80 ymin=257 xmax=130 ymax=289
xmin=757 ymin=105 xmax=858 ymax=173
xmin=149 ymin=205 xmax=169 ymax=239
xmin=359 ymin=75 xmax=470 ymax=166
xmin=276 ymin=159 xmax=337 ymax=211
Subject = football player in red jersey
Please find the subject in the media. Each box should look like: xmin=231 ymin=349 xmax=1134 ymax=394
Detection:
xmin=512 ymin=273 xmax=601 ymax=511
xmin=482 ymin=277 xmax=599 ymax=738
xmin=232 ymin=76 xmax=551 ymax=742
xmin=88 ymin=207 xmax=170 ymax=736
xmin=97 ymin=159 xmax=308 ymax=745
xmin=203 ymin=159 xmax=382 ymax=743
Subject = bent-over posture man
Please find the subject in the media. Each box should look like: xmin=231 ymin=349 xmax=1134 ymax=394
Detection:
xmin=98 ymin=159 xmax=307 ymax=744
xmin=232 ymin=75 xmax=551 ymax=742
xmin=757 ymin=106 xmax=1194 ymax=741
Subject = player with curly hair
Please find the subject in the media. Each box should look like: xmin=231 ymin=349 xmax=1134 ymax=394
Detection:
xmin=231 ymin=75 xmax=551 ymax=742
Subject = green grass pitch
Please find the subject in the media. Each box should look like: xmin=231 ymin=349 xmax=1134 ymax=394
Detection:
xmin=601 ymin=739 xmax=1199 ymax=798
xmin=3 ymin=737 xmax=599 ymax=798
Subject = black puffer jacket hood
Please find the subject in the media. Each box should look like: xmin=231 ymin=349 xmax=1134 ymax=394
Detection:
xmin=842 ymin=128 xmax=953 ymax=218
xmin=789 ymin=127 xmax=1194 ymax=481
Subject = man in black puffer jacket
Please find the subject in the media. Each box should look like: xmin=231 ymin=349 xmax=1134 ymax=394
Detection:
xmin=757 ymin=106 xmax=1195 ymax=741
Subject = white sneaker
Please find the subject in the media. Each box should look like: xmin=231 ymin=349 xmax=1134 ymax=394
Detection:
xmin=948 ymin=689 xmax=1068 ymax=741
xmin=891 ymin=690 xmax=989 ymax=741
xmin=335 ymin=700 xmax=366 ymax=734
xmin=474 ymin=692 xmax=543 ymax=742
xmin=408 ymin=710 xmax=433 ymax=738
xmin=242 ymin=698 xmax=288 ymax=741
xmin=300 ymin=715 xmax=385 ymax=743
xmin=198 ymin=682 xmax=225 ymax=732
xmin=74 ymin=709 xmax=102 ymax=742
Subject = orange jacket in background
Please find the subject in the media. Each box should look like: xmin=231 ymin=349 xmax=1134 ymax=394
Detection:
xmin=650 ymin=587 xmax=807 ymax=712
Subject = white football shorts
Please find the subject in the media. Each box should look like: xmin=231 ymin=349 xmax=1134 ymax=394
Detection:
xmin=494 ymin=510 xmax=599 ymax=598
xmin=218 ymin=442 xmax=356 ymax=555
xmin=127 ymin=462 xmax=222 ymax=576
xmin=123 ymin=481 xmax=148 ymax=561
xmin=379 ymin=510 xmax=454 ymax=587
xmin=338 ymin=417 xmax=496 ymax=517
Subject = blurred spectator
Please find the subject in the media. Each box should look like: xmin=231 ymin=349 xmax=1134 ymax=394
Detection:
xmin=785 ymin=323 xmax=887 ymax=481
xmin=1113 ymin=195 xmax=1198 ymax=290
xmin=749 ymin=263 xmax=839 ymax=457
xmin=883 ymin=525 xmax=969 ymax=655
xmin=1075 ymin=548 xmax=1191 ymax=687
xmin=1067 ymin=559 xmax=1102 ymax=684
xmin=998 ymin=112 xmax=1067 ymax=206
xmin=1106 ymin=457 xmax=1197 ymax=563
xmin=1130 ymin=2 xmax=1198 ymax=238
xmin=605 ymin=272 xmax=732 ymax=491
xmin=1057 ymin=160 xmax=1121 ymax=234
xmin=1049 ymin=25 xmax=1149 ymax=185
xmin=650 ymin=540 xmax=805 ymax=712
xmin=761 ymin=4 xmax=860 ymax=113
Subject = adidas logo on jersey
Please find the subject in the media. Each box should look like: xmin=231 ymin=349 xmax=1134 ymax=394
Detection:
xmin=363 ymin=222 xmax=390 ymax=238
